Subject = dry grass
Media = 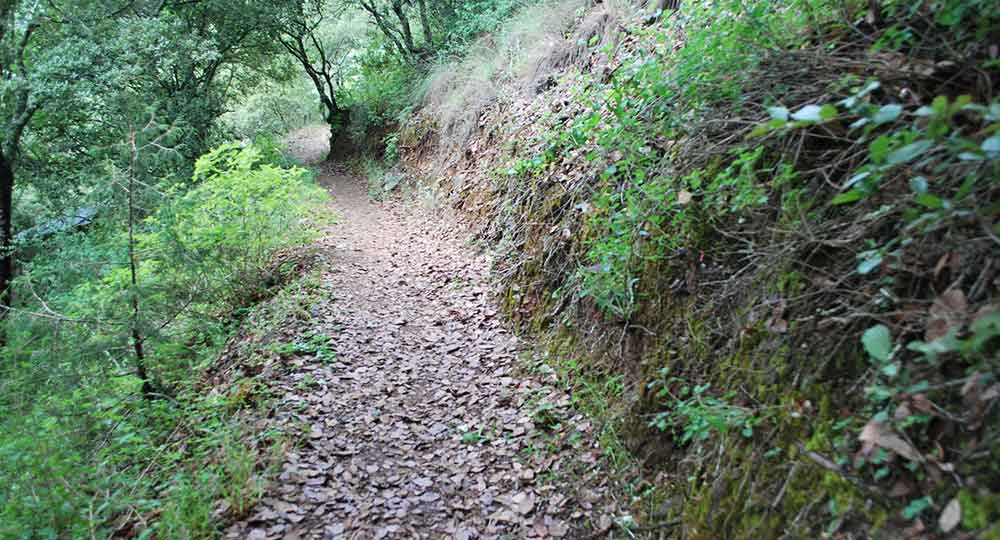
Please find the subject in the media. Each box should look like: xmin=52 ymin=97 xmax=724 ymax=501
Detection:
xmin=420 ymin=0 xmax=610 ymax=151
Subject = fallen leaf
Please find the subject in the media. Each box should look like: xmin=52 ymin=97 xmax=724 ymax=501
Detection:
xmin=510 ymin=492 xmax=534 ymax=515
xmin=859 ymin=420 xmax=922 ymax=462
xmin=548 ymin=519 xmax=569 ymax=537
xmin=926 ymin=289 xmax=968 ymax=340
xmin=677 ymin=190 xmax=693 ymax=205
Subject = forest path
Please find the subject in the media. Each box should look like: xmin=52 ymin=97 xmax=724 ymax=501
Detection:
xmin=224 ymin=130 xmax=621 ymax=539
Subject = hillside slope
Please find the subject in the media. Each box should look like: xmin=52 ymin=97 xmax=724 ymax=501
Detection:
xmin=400 ymin=1 xmax=1000 ymax=538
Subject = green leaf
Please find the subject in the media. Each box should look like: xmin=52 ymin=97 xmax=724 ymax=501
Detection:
xmin=987 ymin=103 xmax=1000 ymax=121
xmin=844 ymin=171 xmax=871 ymax=189
xmin=831 ymin=190 xmax=864 ymax=205
xmin=857 ymin=252 xmax=883 ymax=275
xmin=931 ymin=96 xmax=949 ymax=115
xmin=862 ymin=324 xmax=892 ymax=362
xmin=872 ymin=104 xmax=903 ymax=124
xmin=903 ymin=496 xmax=934 ymax=520
xmin=955 ymin=174 xmax=978 ymax=200
xmin=914 ymin=194 xmax=944 ymax=209
xmin=869 ymin=135 xmax=891 ymax=164
xmin=820 ymin=104 xmax=839 ymax=120
xmin=881 ymin=362 xmax=899 ymax=377
xmin=886 ymin=140 xmax=933 ymax=165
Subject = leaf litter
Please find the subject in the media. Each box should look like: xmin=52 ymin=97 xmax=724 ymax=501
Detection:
xmin=225 ymin=163 xmax=624 ymax=540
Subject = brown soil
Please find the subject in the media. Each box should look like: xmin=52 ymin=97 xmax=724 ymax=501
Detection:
xmin=225 ymin=131 xmax=623 ymax=540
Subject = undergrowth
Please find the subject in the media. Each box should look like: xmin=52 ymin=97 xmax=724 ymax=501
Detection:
xmin=0 ymin=140 xmax=331 ymax=538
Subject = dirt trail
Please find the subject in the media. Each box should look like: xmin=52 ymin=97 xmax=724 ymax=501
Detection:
xmin=226 ymin=131 xmax=621 ymax=540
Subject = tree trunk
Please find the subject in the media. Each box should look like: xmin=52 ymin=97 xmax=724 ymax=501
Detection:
xmin=417 ymin=0 xmax=433 ymax=50
xmin=0 ymin=149 xmax=13 ymax=343
xmin=391 ymin=0 xmax=416 ymax=56
xmin=128 ymin=131 xmax=154 ymax=399
xmin=325 ymin=103 xmax=349 ymax=160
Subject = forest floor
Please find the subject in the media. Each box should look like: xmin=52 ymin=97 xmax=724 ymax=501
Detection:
xmin=223 ymin=128 xmax=626 ymax=540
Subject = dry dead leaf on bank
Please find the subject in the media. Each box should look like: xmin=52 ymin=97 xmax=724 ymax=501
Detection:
xmin=926 ymin=288 xmax=968 ymax=341
xmin=859 ymin=420 xmax=922 ymax=463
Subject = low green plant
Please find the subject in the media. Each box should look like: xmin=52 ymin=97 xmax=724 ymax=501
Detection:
xmin=647 ymin=370 xmax=758 ymax=445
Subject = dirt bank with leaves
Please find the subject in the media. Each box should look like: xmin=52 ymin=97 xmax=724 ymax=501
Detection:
xmin=397 ymin=1 xmax=1000 ymax=539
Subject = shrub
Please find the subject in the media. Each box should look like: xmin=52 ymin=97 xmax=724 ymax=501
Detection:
xmin=0 ymin=139 xmax=328 ymax=537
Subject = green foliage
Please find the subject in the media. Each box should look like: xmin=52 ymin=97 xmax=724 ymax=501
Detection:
xmin=223 ymin=80 xmax=325 ymax=139
xmin=347 ymin=0 xmax=552 ymax=149
xmin=574 ymin=147 xmax=789 ymax=318
xmin=647 ymin=370 xmax=758 ymax=445
xmin=1 ymin=140 xmax=327 ymax=537
xmin=146 ymin=142 xmax=328 ymax=310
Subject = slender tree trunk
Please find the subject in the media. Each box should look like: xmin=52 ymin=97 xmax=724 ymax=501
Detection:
xmin=128 ymin=132 xmax=154 ymax=399
xmin=0 ymin=149 xmax=13 ymax=345
xmin=390 ymin=0 xmax=416 ymax=56
xmin=357 ymin=0 xmax=409 ymax=60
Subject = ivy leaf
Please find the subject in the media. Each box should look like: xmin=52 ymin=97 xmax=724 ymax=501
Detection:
xmin=915 ymin=194 xmax=945 ymax=209
xmin=931 ymin=96 xmax=949 ymax=115
xmin=850 ymin=117 xmax=870 ymax=129
xmin=987 ymin=103 xmax=1000 ymax=121
xmin=872 ymin=104 xmax=903 ymax=124
xmin=881 ymin=362 xmax=899 ymax=377
xmin=844 ymin=171 xmax=870 ymax=189
xmin=886 ymin=140 xmax=934 ymax=165
xmin=862 ymin=324 xmax=892 ymax=362
xmin=869 ymin=135 xmax=891 ymax=164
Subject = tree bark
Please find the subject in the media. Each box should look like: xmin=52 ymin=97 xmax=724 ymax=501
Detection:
xmin=278 ymin=19 xmax=353 ymax=160
xmin=390 ymin=0 xmax=416 ymax=56
xmin=358 ymin=0 xmax=410 ymax=59
xmin=0 ymin=149 xmax=13 ymax=337
xmin=416 ymin=0 xmax=433 ymax=50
